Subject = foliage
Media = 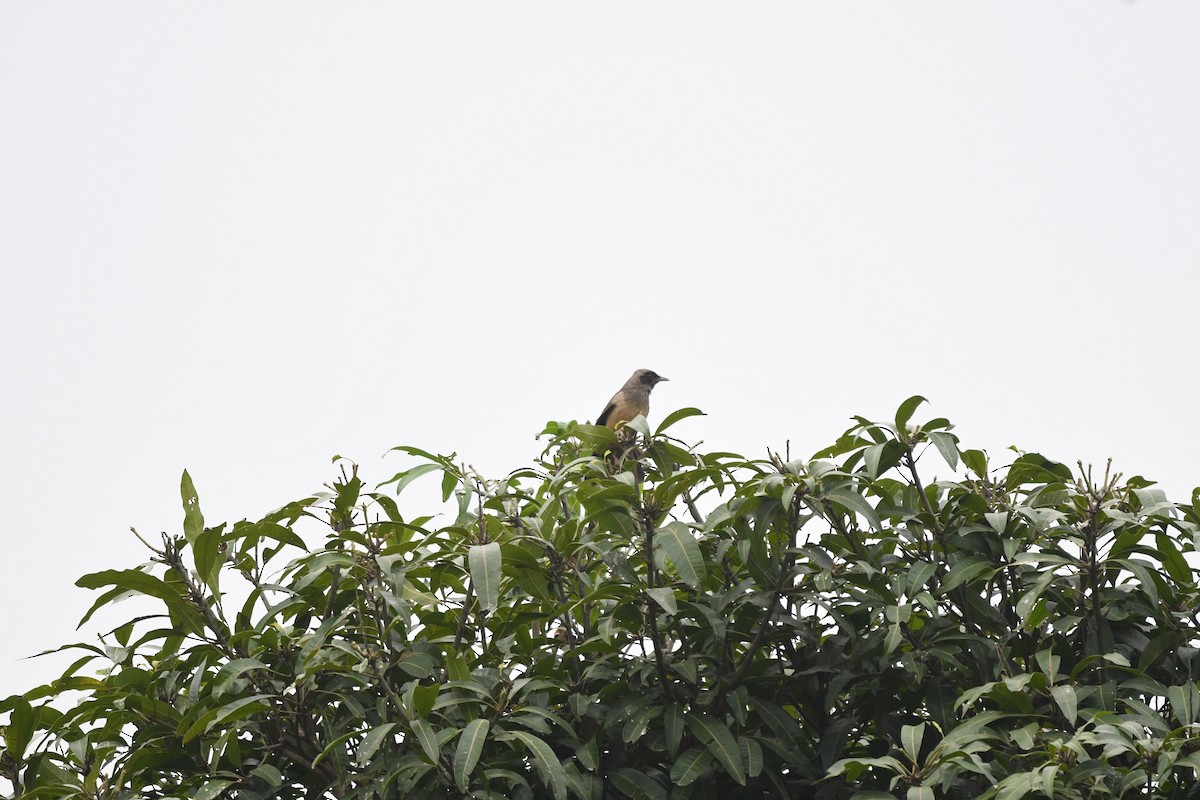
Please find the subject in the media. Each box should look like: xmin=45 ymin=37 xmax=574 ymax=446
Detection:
xmin=5 ymin=399 xmax=1200 ymax=799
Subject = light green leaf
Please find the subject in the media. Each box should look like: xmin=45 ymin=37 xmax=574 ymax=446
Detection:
xmin=454 ymin=718 xmax=490 ymax=791
xmin=656 ymin=522 xmax=704 ymax=587
xmin=469 ymin=542 xmax=503 ymax=612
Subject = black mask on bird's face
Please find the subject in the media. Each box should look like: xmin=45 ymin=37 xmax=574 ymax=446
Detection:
xmin=639 ymin=371 xmax=668 ymax=388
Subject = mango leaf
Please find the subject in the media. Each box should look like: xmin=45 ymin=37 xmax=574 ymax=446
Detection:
xmin=647 ymin=587 xmax=677 ymax=615
xmin=469 ymin=542 xmax=502 ymax=612
xmin=195 ymin=780 xmax=235 ymax=800
xmin=75 ymin=569 xmax=200 ymax=630
xmin=823 ymin=486 xmax=882 ymax=531
xmin=670 ymin=747 xmax=712 ymax=785
xmin=686 ymin=714 xmax=746 ymax=785
xmin=181 ymin=470 xmax=204 ymax=546
xmin=454 ymin=718 xmax=490 ymax=791
xmin=656 ymin=522 xmax=704 ymax=587
xmin=656 ymin=407 xmax=705 ymax=435
xmin=1050 ymin=685 xmax=1078 ymax=725
xmin=194 ymin=525 xmax=222 ymax=595
xmin=895 ymin=395 xmax=928 ymax=431
xmin=609 ymin=767 xmax=666 ymax=800
xmin=357 ymin=722 xmax=398 ymax=766
xmin=380 ymin=463 xmax=444 ymax=497
xmin=506 ymin=730 xmax=567 ymax=800
xmin=928 ymin=431 xmax=959 ymax=470
xmin=410 ymin=718 xmax=441 ymax=763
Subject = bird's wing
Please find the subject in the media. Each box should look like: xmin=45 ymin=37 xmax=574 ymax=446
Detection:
xmin=596 ymin=401 xmax=616 ymax=428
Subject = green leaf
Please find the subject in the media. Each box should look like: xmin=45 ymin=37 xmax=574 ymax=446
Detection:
xmin=665 ymin=704 xmax=685 ymax=758
xmin=181 ymin=470 xmax=204 ymax=546
xmin=1050 ymin=685 xmax=1078 ymax=725
xmin=412 ymin=683 xmax=440 ymax=718
xmin=961 ymin=449 xmax=988 ymax=478
xmin=624 ymin=414 xmax=652 ymax=438
xmin=895 ymin=395 xmax=928 ymax=431
xmin=212 ymin=658 xmax=267 ymax=697
xmin=686 ymin=714 xmax=746 ymax=785
xmin=357 ymin=722 xmax=398 ymax=766
xmin=4 ymin=697 xmax=33 ymax=759
xmin=609 ymin=767 xmax=666 ymax=800
xmin=410 ymin=718 xmax=441 ymax=763
xmin=939 ymin=557 xmax=997 ymax=593
xmin=380 ymin=463 xmax=444 ymax=496
xmin=900 ymin=723 xmax=925 ymax=761
xmin=823 ymin=486 xmax=882 ymax=531
xmin=195 ymin=780 xmax=235 ymax=800
xmin=927 ymin=431 xmax=959 ymax=470
xmin=739 ymin=736 xmax=763 ymax=777
xmin=907 ymin=560 xmax=937 ymax=596
xmin=75 ymin=569 xmax=201 ymax=631
xmin=469 ymin=542 xmax=503 ymax=613
xmin=670 ymin=747 xmax=712 ymax=785
xmin=1155 ymin=531 xmax=1192 ymax=584
xmin=507 ymin=730 xmax=567 ymax=800
xmin=194 ymin=526 xmax=222 ymax=595
xmin=647 ymin=587 xmax=677 ymax=615
xmin=656 ymin=407 xmax=706 ymax=435
xmin=656 ymin=522 xmax=704 ymax=587
xmin=454 ymin=718 xmax=490 ymax=791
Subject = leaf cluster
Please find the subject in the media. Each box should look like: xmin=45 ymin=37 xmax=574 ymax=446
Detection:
xmin=4 ymin=401 xmax=1200 ymax=799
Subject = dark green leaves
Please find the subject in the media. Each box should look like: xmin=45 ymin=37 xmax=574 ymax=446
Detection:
xmin=10 ymin=399 xmax=1200 ymax=800
xmin=895 ymin=395 xmax=928 ymax=431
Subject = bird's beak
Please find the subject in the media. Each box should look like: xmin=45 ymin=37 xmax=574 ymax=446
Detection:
xmin=657 ymin=376 xmax=669 ymax=383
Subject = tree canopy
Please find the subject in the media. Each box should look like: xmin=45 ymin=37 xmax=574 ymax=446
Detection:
xmin=4 ymin=399 xmax=1200 ymax=799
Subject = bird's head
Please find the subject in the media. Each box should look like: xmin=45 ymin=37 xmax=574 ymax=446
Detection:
xmin=634 ymin=369 xmax=668 ymax=390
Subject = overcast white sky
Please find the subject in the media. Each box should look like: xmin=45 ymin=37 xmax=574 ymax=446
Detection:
xmin=2 ymin=3 xmax=1198 ymax=697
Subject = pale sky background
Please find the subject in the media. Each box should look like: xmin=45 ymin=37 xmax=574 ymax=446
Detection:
xmin=2 ymin=4 xmax=1198 ymax=697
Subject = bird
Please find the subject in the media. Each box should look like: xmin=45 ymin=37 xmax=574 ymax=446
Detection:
xmin=596 ymin=369 xmax=669 ymax=431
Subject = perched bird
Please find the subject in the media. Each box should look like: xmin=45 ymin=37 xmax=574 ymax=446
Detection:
xmin=596 ymin=369 xmax=669 ymax=430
